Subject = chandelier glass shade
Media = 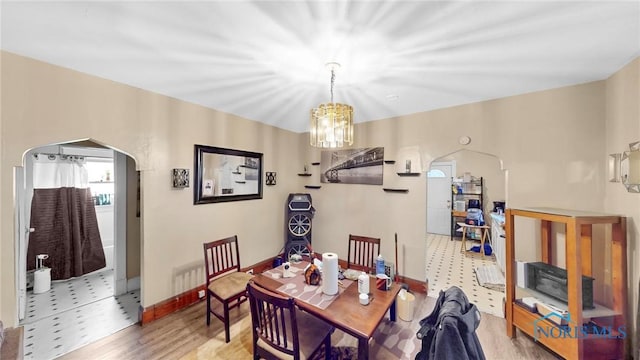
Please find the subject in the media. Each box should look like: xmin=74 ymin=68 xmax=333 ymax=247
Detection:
xmin=310 ymin=63 xmax=354 ymax=148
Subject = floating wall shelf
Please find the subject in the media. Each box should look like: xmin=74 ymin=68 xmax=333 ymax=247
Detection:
xmin=397 ymin=173 xmax=420 ymax=177
xmin=298 ymin=173 xmax=312 ymax=177
xmin=383 ymin=188 xmax=409 ymax=193
xmin=304 ymin=185 xmax=322 ymax=189
xmin=384 ymin=160 xmax=396 ymax=164
xmin=311 ymin=162 xmax=320 ymax=166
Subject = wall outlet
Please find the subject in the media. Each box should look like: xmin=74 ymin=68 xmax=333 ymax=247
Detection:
xmin=198 ymin=289 xmax=205 ymax=299
xmin=246 ymin=269 xmax=254 ymax=275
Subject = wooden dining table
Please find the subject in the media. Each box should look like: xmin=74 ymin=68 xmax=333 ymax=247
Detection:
xmin=252 ymin=263 xmax=402 ymax=360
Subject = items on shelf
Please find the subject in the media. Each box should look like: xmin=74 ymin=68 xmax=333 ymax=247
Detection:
xmin=451 ymin=176 xmax=483 ymax=239
xmin=465 ymin=208 xmax=484 ymax=226
xmin=93 ymin=193 xmax=113 ymax=205
xmin=526 ymin=262 xmax=594 ymax=309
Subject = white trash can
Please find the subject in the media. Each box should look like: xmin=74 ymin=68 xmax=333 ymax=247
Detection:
xmin=33 ymin=267 xmax=51 ymax=294
xmin=397 ymin=292 xmax=416 ymax=321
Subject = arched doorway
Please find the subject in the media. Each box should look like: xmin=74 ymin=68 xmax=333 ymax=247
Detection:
xmin=15 ymin=139 xmax=142 ymax=359
xmin=425 ymin=149 xmax=507 ymax=318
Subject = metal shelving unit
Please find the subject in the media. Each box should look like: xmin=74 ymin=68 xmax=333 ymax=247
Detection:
xmin=450 ymin=177 xmax=483 ymax=239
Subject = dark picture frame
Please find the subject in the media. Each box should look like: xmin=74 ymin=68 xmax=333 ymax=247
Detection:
xmin=194 ymin=145 xmax=263 ymax=204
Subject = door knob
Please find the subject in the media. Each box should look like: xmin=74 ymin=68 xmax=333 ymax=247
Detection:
xmin=27 ymin=227 xmax=35 ymax=233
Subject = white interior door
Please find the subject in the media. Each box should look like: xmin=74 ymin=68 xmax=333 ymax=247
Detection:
xmin=427 ymin=162 xmax=453 ymax=235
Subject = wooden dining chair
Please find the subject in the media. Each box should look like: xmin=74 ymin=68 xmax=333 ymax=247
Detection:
xmin=347 ymin=234 xmax=381 ymax=274
xmin=203 ymin=235 xmax=254 ymax=343
xmin=246 ymin=281 xmax=333 ymax=360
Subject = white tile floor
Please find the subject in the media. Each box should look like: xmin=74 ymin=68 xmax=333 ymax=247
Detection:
xmin=20 ymin=270 xmax=140 ymax=360
xmin=426 ymin=233 xmax=505 ymax=318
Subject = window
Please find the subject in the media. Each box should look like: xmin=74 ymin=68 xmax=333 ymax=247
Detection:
xmin=427 ymin=169 xmax=446 ymax=178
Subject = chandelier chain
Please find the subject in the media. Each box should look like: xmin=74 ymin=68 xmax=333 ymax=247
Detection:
xmin=330 ymin=69 xmax=335 ymax=103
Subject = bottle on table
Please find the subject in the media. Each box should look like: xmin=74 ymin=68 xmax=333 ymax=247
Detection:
xmin=376 ymin=254 xmax=385 ymax=275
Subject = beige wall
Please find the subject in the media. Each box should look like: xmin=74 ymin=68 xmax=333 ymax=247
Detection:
xmin=604 ymin=56 xmax=640 ymax=357
xmin=0 ymin=51 xmax=302 ymax=325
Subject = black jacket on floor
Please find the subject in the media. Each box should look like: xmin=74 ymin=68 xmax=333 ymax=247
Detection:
xmin=415 ymin=286 xmax=486 ymax=360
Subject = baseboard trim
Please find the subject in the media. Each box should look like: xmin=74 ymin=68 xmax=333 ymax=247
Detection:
xmin=398 ymin=275 xmax=427 ymax=294
xmin=140 ymin=284 xmax=206 ymax=325
xmin=139 ymin=255 xmax=427 ymax=324
xmin=240 ymin=257 xmax=273 ymax=275
xmin=127 ymin=276 xmax=140 ymax=292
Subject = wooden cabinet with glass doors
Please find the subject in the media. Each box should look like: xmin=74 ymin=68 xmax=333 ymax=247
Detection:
xmin=505 ymin=208 xmax=628 ymax=360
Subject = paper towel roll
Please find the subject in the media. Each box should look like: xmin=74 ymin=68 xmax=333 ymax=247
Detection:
xmin=33 ymin=268 xmax=51 ymax=294
xmin=322 ymin=252 xmax=339 ymax=295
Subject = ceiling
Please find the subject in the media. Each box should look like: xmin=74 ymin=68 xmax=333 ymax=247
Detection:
xmin=2 ymin=1 xmax=639 ymax=133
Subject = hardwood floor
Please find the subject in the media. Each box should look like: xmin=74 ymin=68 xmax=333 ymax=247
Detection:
xmin=60 ymin=296 xmax=560 ymax=360
xmin=58 ymin=300 xmax=245 ymax=360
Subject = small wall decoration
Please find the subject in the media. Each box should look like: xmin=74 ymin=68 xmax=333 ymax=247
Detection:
xmin=320 ymin=147 xmax=384 ymax=185
xmin=265 ymin=172 xmax=277 ymax=186
xmin=172 ymin=168 xmax=190 ymax=188
xmin=608 ymin=153 xmax=621 ymax=182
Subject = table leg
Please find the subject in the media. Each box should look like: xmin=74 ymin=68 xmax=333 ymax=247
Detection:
xmin=390 ymin=299 xmax=397 ymax=322
xmin=358 ymin=337 xmax=370 ymax=360
xmin=480 ymin=228 xmax=487 ymax=257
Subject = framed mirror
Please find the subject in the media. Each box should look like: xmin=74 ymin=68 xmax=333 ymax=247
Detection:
xmin=194 ymin=145 xmax=263 ymax=204
xmin=620 ymin=141 xmax=640 ymax=193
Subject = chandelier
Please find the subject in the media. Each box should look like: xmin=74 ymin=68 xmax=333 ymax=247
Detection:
xmin=310 ymin=62 xmax=354 ymax=148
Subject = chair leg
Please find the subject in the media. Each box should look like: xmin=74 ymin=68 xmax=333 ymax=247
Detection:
xmin=223 ymin=301 xmax=231 ymax=343
xmin=324 ymin=333 xmax=332 ymax=360
xmin=206 ymin=292 xmax=211 ymax=326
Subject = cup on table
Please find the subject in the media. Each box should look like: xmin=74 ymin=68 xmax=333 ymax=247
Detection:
xmin=376 ymin=274 xmax=392 ymax=291
xmin=359 ymin=293 xmax=369 ymax=305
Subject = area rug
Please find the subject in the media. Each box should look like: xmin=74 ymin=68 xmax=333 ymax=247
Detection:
xmin=426 ymin=233 xmax=504 ymax=318
xmin=474 ymin=264 xmax=505 ymax=292
xmin=180 ymin=306 xmax=423 ymax=359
